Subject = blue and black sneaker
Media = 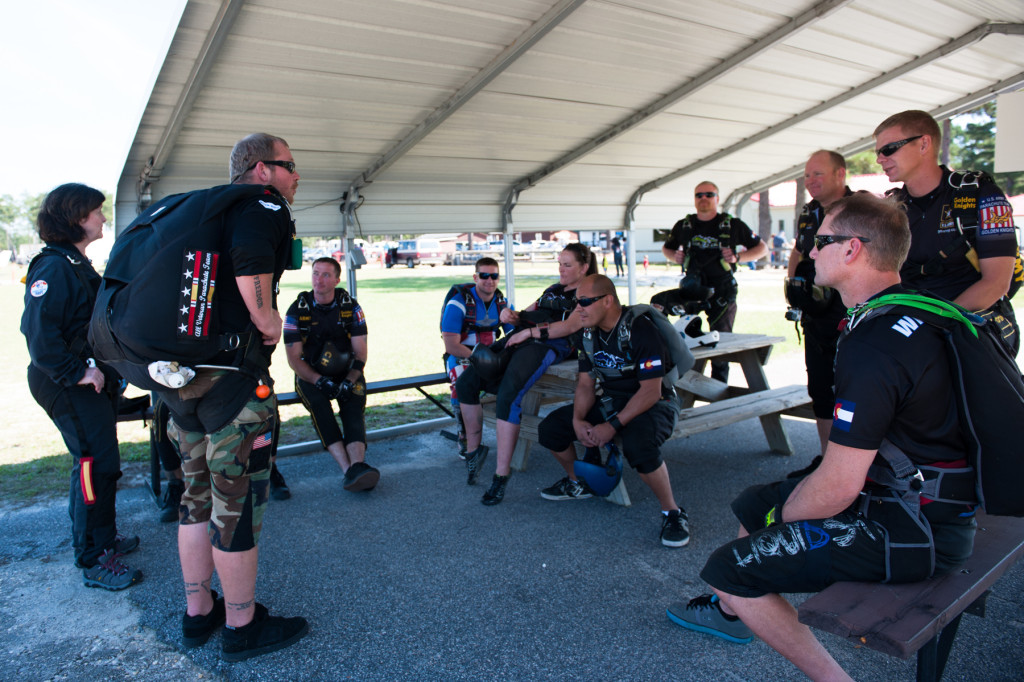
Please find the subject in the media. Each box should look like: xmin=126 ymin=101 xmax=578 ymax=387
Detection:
xmin=666 ymin=594 xmax=754 ymax=644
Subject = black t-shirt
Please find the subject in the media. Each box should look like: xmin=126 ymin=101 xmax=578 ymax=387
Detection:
xmin=793 ymin=191 xmax=852 ymax=322
xmin=893 ymin=167 xmax=1017 ymax=301
xmin=830 ymin=286 xmax=965 ymax=465
xmin=534 ymin=282 xmax=578 ymax=356
xmin=578 ymin=308 xmax=669 ymax=398
xmin=663 ymin=213 xmax=761 ymax=281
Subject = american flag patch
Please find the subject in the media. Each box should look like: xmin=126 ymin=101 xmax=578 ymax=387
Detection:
xmin=252 ymin=432 xmax=273 ymax=449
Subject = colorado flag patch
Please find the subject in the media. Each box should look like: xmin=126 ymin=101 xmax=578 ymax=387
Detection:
xmin=832 ymin=400 xmax=855 ymax=432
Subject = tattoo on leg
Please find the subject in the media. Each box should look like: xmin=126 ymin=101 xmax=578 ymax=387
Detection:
xmin=228 ymin=599 xmax=255 ymax=611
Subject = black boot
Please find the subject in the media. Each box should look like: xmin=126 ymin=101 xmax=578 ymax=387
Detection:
xmin=269 ymin=463 xmax=291 ymax=500
xmin=482 ymin=474 xmax=509 ymax=505
xmin=159 ymin=479 xmax=185 ymax=523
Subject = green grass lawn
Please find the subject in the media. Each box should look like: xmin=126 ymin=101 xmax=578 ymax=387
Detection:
xmin=0 ymin=258 xmax=798 ymax=502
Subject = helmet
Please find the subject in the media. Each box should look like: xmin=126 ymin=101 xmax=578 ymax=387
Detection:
xmin=678 ymin=274 xmax=714 ymax=302
xmin=469 ymin=343 xmax=509 ymax=382
xmin=783 ymin=276 xmax=834 ymax=316
xmin=673 ymin=314 xmax=719 ymax=349
xmin=573 ymin=444 xmax=623 ymax=496
xmin=316 ymin=340 xmax=354 ymax=378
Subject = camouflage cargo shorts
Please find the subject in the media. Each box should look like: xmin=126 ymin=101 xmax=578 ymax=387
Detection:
xmin=168 ymin=393 xmax=276 ymax=552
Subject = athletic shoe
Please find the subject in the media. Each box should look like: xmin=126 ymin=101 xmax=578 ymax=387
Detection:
xmin=221 ymin=607 xmax=309 ymax=662
xmin=343 ymin=461 xmax=380 ymax=492
xmin=540 ymin=477 xmax=593 ymax=501
xmin=481 ymin=474 xmax=509 ymax=506
xmin=114 ymin=532 xmax=140 ymax=555
xmin=182 ymin=590 xmax=229 ymax=647
xmin=465 ymin=445 xmax=489 ymax=485
xmin=660 ymin=508 xmax=690 ymax=548
xmin=81 ymin=550 xmax=142 ymax=591
xmin=666 ymin=594 xmax=753 ymax=644
xmin=159 ymin=479 xmax=185 ymax=523
xmin=269 ymin=463 xmax=291 ymax=500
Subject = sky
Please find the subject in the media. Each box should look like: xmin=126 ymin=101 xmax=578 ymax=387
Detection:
xmin=1 ymin=0 xmax=187 ymax=200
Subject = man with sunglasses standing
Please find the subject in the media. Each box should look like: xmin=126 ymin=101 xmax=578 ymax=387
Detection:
xmin=167 ymin=133 xmax=308 ymax=661
xmin=441 ymin=257 xmax=515 ymax=457
xmin=668 ymin=193 xmax=976 ymax=679
xmin=537 ymin=274 xmax=690 ymax=548
xmin=786 ymin=151 xmax=853 ymax=460
xmin=874 ymin=109 xmax=1019 ymax=354
xmin=653 ymin=181 xmax=767 ymax=382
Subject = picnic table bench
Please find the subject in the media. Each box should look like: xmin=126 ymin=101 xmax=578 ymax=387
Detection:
xmin=799 ymin=511 xmax=1024 ymax=681
xmin=482 ymin=332 xmax=811 ymax=505
xmin=144 ymin=371 xmax=452 ymax=495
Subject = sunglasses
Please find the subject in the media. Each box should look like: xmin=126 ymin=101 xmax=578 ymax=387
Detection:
xmin=813 ymin=234 xmax=871 ymax=250
xmin=576 ymin=294 xmax=608 ymax=307
xmin=476 ymin=272 xmax=499 ymax=280
xmin=875 ymin=136 xmax=922 ymax=157
xmin=695 ymin=192 xmax=717 ymax=199
xmin=245 ymin=159 xmax=297 ymax=175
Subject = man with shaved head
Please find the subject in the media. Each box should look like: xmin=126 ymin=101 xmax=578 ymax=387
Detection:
xmin=785 ymin=150 xmax=852 ymax=460
xmin=537 ymin=274 xmax=690 ymax=548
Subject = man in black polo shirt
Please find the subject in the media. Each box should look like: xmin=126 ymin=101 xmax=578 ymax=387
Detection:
xmin=667 ymin=193 xmax=976 ymax=680
xmin=652 ymin=181 xmax=767 ymax=382
xmin=874 ymin=109 xmax=1018 ymax=353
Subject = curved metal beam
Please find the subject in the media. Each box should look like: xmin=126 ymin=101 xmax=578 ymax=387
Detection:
xmin=137 ymin=0 xmax=246 ymax=206
xmin=506 ymin=0 xmax=852 ymax=197
xmin=723 ymin=69 xmax=1024 ymax=207
xmin=640 ymin=23 xmax=1024 ymax=202
xmin=351 ymin=0 xmax=587 ymax=191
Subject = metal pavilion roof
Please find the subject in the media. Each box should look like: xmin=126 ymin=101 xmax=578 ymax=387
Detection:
xmin=116 ymin=0 xmax=1024 ymax=243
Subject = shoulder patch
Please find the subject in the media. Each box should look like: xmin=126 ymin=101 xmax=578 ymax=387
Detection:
xmin=30 ymin=279 xmax=48 ymax=297
xmin=259 ymin=200 xmax=282 ymax=211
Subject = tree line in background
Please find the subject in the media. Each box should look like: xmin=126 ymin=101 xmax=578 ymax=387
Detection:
xmin=1 ymin=190 xmax=114 ymax=253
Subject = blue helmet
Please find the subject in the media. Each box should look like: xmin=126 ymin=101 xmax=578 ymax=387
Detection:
xmin=573 ymin=444 xmax=623 ymax=497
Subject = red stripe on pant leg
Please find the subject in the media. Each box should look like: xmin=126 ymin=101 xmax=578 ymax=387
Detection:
xmin=80 ymin=457 xmax=96 ymax=505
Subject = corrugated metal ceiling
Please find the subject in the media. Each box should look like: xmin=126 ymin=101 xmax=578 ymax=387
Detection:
xmin=116 ymin=0 xmax=1024 ymax=237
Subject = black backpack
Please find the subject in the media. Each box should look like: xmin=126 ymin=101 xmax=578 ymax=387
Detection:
xmin=854 ymin=292 xmax=1024 ymax=516
xmin=88 ymin=184 xmax=275 ymax=392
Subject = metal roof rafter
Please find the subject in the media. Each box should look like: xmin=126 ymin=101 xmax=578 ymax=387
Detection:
xmin=136 ymin=0 xmax=246 ymax=201
xmin=347 ymin=0 xmax=588 ymax=194
xmin=503 ymin=0 xmax=852 ymax=201
xmin=721 ymin=69 xmax=1024 ymax=207
xmin=630 ymin=22 xmax=1024 ymax=207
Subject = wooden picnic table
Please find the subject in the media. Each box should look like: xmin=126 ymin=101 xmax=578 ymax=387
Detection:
xmin=483 ymin=332 xmax=810 ymax=479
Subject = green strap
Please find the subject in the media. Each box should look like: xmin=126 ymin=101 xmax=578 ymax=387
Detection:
xmin=860 ymin=293 xmax=979 ymax=338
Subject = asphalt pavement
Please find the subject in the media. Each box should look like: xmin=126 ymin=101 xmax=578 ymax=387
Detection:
xmin=2 ymin=395 xmax=1023 ymax=680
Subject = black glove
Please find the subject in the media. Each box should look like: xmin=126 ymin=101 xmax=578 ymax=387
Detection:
xmin=335 ymin=379 xmax=355 ymax=403
xmin=316 ymin=376 xmax=342 ymax=400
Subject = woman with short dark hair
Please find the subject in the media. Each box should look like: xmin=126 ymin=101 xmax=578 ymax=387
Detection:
xmin=21 ymin=183 xmax=141 ymax=590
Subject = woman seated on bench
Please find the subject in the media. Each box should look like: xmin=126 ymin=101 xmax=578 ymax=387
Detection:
xmin=455 ymin=242 xmax=597 ymax=506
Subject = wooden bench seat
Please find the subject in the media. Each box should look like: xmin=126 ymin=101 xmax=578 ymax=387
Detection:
xmin=798 ymin=512 xmax=1024 ymax=681
xmin=672 ymin=385 xmax=810 ymax=443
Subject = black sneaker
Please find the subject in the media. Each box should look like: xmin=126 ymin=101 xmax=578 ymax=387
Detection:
xmin=660 ymin=508 xmax=690 ymax=548
xmin=221 ymin=607 xmax=309 ymax=662
xmin=481 ymin=474 xmax=509 ymax=506
xmin=182 ymin=590 xmax=229 ymax=647
xmin=269 ymin=463 xmax=291 ymax=500
xmin=540 ymin=477 xmax=593 ymax=501
xmin=159 ymin=479 xmax=185 ymax=523
xmin=82 ymin=550 xmax=142 ymax=591
xmin=343 ymin=461 xmax=380 ymax=492
xmin=465 ymin=445 xmax=489 ymax=485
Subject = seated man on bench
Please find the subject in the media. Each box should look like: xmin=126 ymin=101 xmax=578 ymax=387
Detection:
xmin=667 ymin=193 xmax=977 ymax=680
xmin=284 ymin=257 xmax=379 ymax=492
xmin=537 ymin=274 xmax=690 ymax=549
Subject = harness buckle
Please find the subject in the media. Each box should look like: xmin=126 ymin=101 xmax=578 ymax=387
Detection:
xmin=225 ymin=333 xmax=241 ymax=350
